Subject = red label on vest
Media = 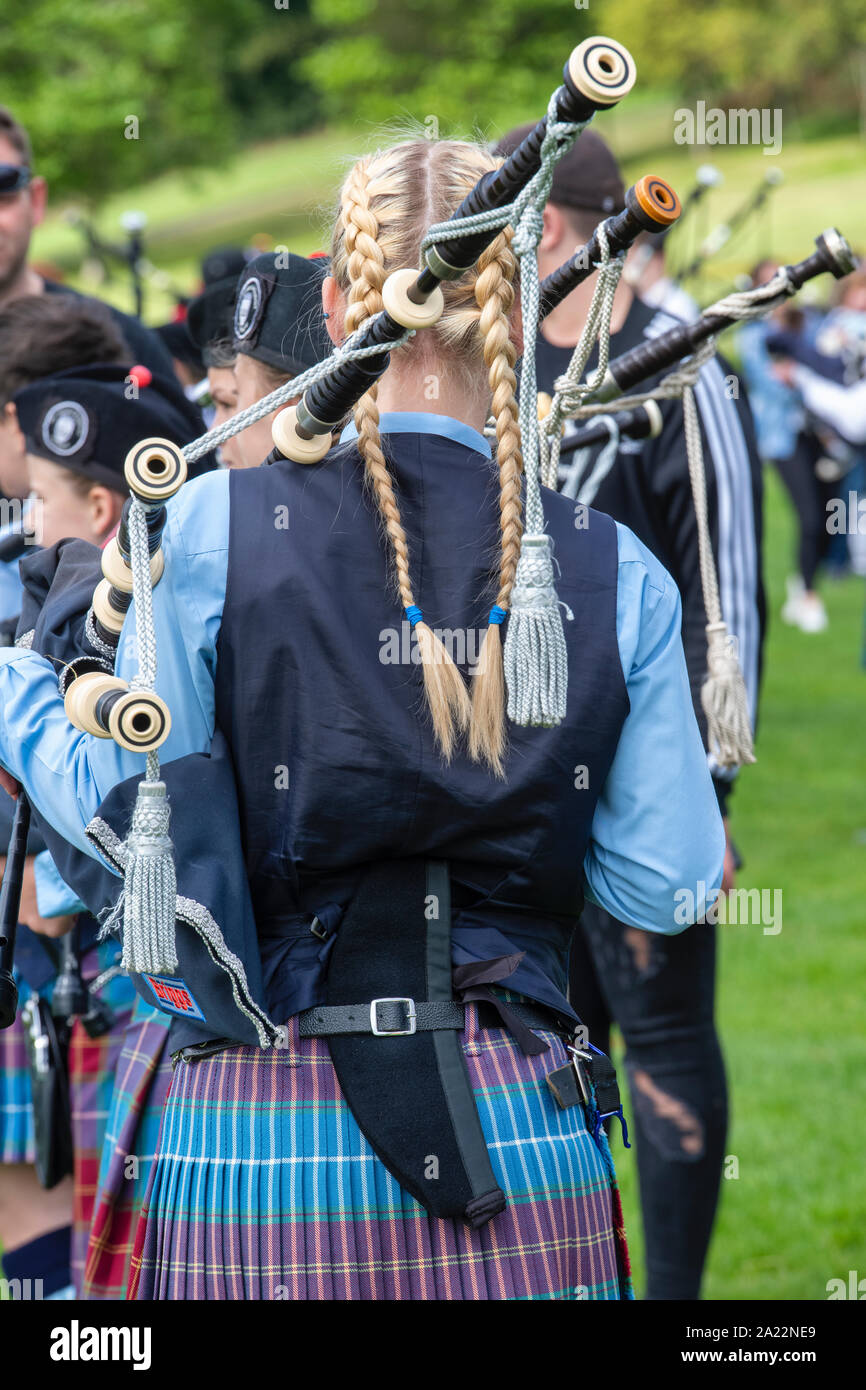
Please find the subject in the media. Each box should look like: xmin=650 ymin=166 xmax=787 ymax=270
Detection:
xmin=143 ymin=973 xmax=206 ymax=1021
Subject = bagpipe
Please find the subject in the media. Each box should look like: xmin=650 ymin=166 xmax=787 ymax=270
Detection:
xmin=552 ymin=228 xmax=854 ymax=481
xmin=0 ymin=794 xmax=30 ymax=1028
xmin=674 ymin=168 xmax=784 ymax=287
xmin=624 ymin=164 xmax=721 ymax=292
xmin=586 ymin=227 xmax=854 ymax=402
xmin=538 ymin=224 xmax=855 ymax=768
xmin=63 ymin=208 xmax=187 ymax=322
xmin=0 ymin=790 xmax=102 ymax=1030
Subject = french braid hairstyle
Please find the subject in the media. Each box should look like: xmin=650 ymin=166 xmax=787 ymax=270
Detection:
xmin=330 ymin=139 xmax=523 ymax=773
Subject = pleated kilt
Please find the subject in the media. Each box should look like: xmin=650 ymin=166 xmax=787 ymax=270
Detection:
xmin=68 ymin=961 xmax=136 ymax=1293
xmin=0 ymin=1008 xmax=35 ymax=1164
xmin=83 ymin=996 xmax=173 ymax=1300
xmin=0 ymin=938 xmax=135 ymax=1293
xmin=0 ymin=941 xmax=133 ymax=1169
xmin=129 ymin=1004 xmax=632 ymax=1301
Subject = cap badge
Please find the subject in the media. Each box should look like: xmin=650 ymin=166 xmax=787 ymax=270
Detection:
xmin=41 ymin=400 xmax=89 ymax=457
xmin=234 ymin=276 xmax=263 ymax=341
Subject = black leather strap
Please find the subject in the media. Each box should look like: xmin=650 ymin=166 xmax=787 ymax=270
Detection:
xmin=299 ymin=999 xmax=461 ymax=1037
xmin=298 ymin=997 xmax=570 ymax=1039
xmin=323 ymin=857 xmax=508 ymax=1227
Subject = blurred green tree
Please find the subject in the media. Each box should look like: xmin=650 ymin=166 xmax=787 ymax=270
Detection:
xmin=302 ymin=0 xmax=593 ymax=133
xmin=1 ymin=0 xmax=320 ymax=201
xmin=304 ymin=0 xmax=866 ymax=137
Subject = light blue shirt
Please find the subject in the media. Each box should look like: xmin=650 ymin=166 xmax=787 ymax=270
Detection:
xmin=0 ymin=413 xmax=724 ymax=933
xmin=0 ymin=516 xmax=25 ymax=625
xmin=34 ymin=849 xmax=87 ymax=918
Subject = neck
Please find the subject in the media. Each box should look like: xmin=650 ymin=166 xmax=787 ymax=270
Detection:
xmin=0 ymin=264 xmax=43 ymax=310
xmin=539 ymin=270 xmax=634 ymax=349
xmin=375 ymin=357 xmax=488 ymax=434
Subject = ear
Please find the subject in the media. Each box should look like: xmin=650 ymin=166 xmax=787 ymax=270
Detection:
xmin=28 ymin=176 xmax=48 ymax=229
xmin=539 ymin=203 xmax=568 ymax=255
xmin=322 ymin=275 xmax=345 ymax=346
xmin=1 ymin=402 xmax=17 ymax=427
xmin=88 ymin=485 xmax=124 ymax=542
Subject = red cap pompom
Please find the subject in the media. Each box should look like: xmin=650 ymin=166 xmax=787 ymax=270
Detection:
xmin=128 ymin=365 xmax=152 ymax=389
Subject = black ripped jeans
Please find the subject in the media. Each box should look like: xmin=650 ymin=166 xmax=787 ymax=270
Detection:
xmin=569 ymin=904 xmax=728 ymax=1301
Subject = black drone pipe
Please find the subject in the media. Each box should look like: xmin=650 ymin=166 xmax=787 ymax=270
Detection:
xmin=539 ymin=175 xmax=681 ymax=319
xmin=557 ymin=400 xmax=663 ymax=458
xmin=676 ymin=166 xmax=722 ymax=221
xmin=280 ymin=36 xmax=637 ymax=448
xmin=676 ymin=171 xmax=782 ymax=285
xmin=0 ymin=794 xmax=32 ymax=1030
xmin=52 ymin=919 xmax=91 ymax=1021
xmin=586 ymin=229 xmax=855 ymax=402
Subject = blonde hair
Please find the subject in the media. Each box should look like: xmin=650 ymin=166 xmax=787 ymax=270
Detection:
xmin=330 ymin=139 xmax=523 ymax=774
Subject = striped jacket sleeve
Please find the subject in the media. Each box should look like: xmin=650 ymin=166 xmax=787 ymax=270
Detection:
xmin=643 ymin=310 xmax=766 ymax=802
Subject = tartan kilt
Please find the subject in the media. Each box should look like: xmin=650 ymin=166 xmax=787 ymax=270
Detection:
xmin=0 ymin=940 xmax=135 ymax=1170
xmin=129 ymin=1004 xmax=632 ymax=1301
xmin=0 ymin=938 xmax=135 ymax=1294
xmin=67 ymin=944 xmax=137 ymax=1293
xmin=0 ymin=1007 xmax=35 ymax=1164
xmin=83 ymin=996 xmax=173 ymax=1300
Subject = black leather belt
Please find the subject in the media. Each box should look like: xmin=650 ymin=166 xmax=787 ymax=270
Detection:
xmin=297 ymin=997 xmax=572 ymax=1039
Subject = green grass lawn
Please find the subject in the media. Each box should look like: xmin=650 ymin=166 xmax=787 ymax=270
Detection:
xmin=610 ymin=469 xmax=866 ymax=1300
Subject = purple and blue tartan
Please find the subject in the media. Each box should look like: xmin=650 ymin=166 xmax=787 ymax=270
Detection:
xmin=0 ymin=1008 xmax=35 ymax=1164
xmin=0 ymin=939 xmax=136 ymax=1291
xmin=0 ymin=939 xmax=135 ymax=1166
xmin=130 ymin=1006 xmax=632 ymax=1301
xmin=83 ymin=995 xmax=173 ymax=1300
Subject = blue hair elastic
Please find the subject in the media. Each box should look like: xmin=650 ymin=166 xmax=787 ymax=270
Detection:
xmin=488 ymin=605 xmax=507 ymax=626
xmin=405 ymin=605 xmax=423 ymax=628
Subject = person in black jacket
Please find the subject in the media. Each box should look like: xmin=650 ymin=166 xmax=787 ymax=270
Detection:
xmin=0 ymin=105 xmax=175 ymax=378
xmin=498 ymin=124 xmax=766 ymax=1301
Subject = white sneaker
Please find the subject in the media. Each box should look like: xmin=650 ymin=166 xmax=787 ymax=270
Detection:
xmin=781 ymin=575 xmax=805 ymax=625
xmin=797 ymin=593 xmax=828 ymax=633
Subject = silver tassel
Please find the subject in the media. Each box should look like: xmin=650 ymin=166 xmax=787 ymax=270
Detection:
xmin=120 ymin=780 xmax=178 ymax=975
xmin=503 ymin=534 xmax=570 ymax=727
xmin=701 ymin=622 xmax=756 ymax=768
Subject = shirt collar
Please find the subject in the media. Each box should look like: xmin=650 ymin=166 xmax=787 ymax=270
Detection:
xmin=339 ymin=411 xmax=491 ymax=459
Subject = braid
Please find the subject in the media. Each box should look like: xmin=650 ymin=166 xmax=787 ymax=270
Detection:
xmin=469 ymin=231 xmax=523 ymax=775
xmin=341 ymin=155 xmax=471 ymax=759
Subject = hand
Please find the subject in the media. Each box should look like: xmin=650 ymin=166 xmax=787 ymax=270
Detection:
xmin=0 ymin=769 xmax=20 ymax=800
xmin=770 ymin=358 xmax=797 ymax=387
xmin=17 ymin=857 xmax=77 ymax=938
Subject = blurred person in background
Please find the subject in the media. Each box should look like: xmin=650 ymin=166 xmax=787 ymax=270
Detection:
xmin=155 ymin=247 xmax=253 ymax=400
xmin=221 ymin=250 xmax=331 ymax=468
xmin=0 ymin=106 xmax=174 ymax=379
xmin=739 ymin=260 xmax=832 ymax=632
xmin=624 ymin=228 xmax=700 ymax=323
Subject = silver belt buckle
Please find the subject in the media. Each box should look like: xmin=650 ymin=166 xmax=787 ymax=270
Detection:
xmin=370 ymin=997 xmax=417 ymax=1036
xmin=567 ymin=1044 xmax=592 ymax=1104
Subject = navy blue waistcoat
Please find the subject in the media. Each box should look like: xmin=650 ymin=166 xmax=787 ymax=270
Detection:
xmin=213 ymin=431 xmax=629 ymax=1022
